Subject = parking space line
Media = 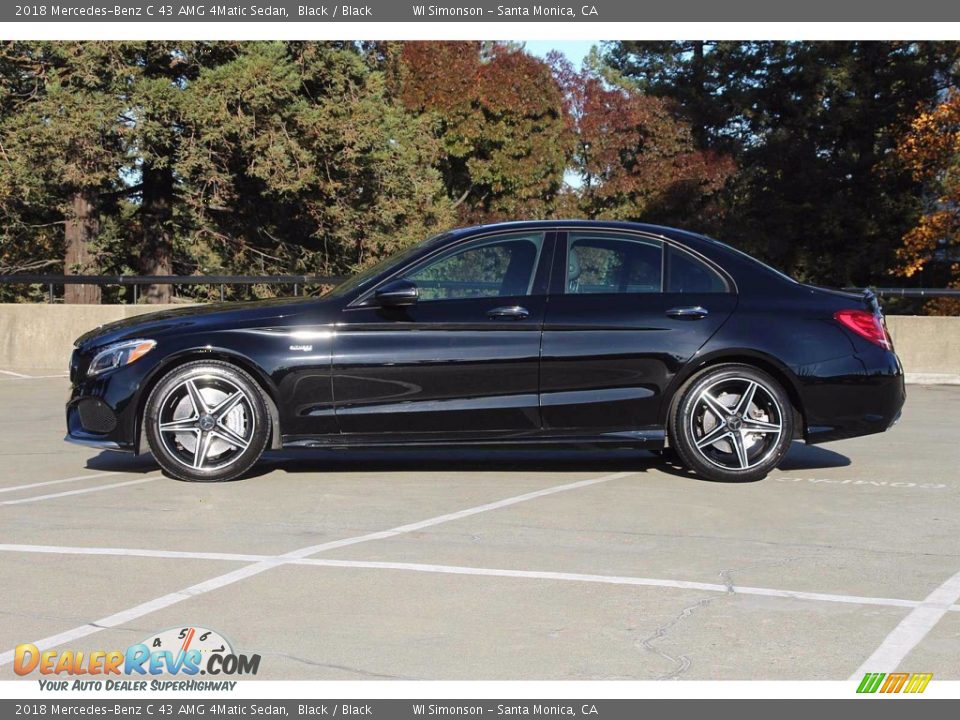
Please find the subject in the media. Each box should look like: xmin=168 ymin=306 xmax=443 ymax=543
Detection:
xmin=0 ymin=544 xmax=268 ymax=563
xmin=0 ymin=476 xmax=160 ymax=506
xmin=284 ymin=471 xmax=637 ymax=558
xmin=0 ymin=470 xmax=633 ymax=667
xmin=0 ymin=472 xmax=119 ymax=495
xmin=291 ymin=558 xmax=928 ymax=611
xmin=0 ymin=542 xmax=954 ymax=614
xmin=0 ymin=369 xmax=67 ymax=379
xmin=0 ymin=369 xmax=31 ymax=378
xmin=849 ymin=568 xmax=960 ymax=678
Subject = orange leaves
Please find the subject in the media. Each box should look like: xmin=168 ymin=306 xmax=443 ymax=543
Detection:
xmin=894 ymin=90 xmax=960 ymax=280
xmin=556 ymin=58 xmax=735 ymax=223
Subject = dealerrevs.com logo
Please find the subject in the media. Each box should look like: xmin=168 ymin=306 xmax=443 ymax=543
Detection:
xmin=14 ymin=626 xmax=260 ymax=691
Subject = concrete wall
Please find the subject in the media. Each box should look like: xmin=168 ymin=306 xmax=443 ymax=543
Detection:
xmin=886 ymin=315 xmax=960 ymax=382
xmin=0 ymin=304 xmax=957 ymax=381
xmin=0 ymin=304 xmax=185 ymax=371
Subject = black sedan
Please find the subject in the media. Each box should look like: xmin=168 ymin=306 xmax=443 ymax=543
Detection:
xmin=66 ymin=221 xmax=905 ymax=483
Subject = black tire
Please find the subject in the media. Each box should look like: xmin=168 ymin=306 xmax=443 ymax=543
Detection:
xmin=144 ymin=360 xmax=271 ymax=482
xmin=669 ymin=364 xmax=793 ymax=482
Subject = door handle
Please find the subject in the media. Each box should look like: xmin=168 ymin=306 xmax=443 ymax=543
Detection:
xmin=487 ymin=305 xmax=530 ymax=320
xmin=666 ymin=305 xmax=709 ymax=320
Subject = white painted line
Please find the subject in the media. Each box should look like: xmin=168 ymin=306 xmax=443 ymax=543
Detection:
xmin=0 ymin=370 xmax=68 ymax=380
xmin=284 ymin=471 xmax=637 ymax=558
xmin=0 ymin=542 xmax=949 ymax=615
xmin=0 ymin=471 xmax=632 ymax=666
xmin=290 ymin=559 xmax=926 ymax=611
xmin=0 ymin=369 xmax=31 ymax=378
xmin=0 ymin=472 xmax=119 ymax=495
xmin=0 ymin=477 xmax=159 ymax=506
xmin=0 ymin=544 xmax=268 ymax=564
xmin=849 ymin=568 xmax=960 ymax=678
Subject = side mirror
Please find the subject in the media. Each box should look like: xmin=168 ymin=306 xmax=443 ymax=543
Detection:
xmin=375 ymin=279 xmax=419 ymax=308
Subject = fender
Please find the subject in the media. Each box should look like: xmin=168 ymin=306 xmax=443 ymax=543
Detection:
xmin=133 ymin=345 xmax=283 ymax=454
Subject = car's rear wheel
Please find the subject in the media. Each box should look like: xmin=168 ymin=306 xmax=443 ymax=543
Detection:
xmin=144 ymin=361 xmax=270 ymax=482
xmin=670 ymin=364 xmax=793 ymax=482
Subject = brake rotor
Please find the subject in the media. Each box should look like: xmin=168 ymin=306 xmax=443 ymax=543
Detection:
xmin=173 ymin=386 xmax=247 ymax=457
xmin=701 ymin=390 xmax=769 ymax=454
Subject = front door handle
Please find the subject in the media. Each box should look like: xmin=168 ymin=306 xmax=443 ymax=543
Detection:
xmin=487 ymin=305 xmax=530 ymax=320
xmin=666 ymin=305 xmax=709 ymax=320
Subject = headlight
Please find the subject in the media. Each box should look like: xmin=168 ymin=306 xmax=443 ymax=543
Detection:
xmin=88 ymin=339 xmax=156 ymax=377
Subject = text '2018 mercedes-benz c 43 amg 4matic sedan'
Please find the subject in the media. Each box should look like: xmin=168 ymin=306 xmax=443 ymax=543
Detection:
xmin=66 ymin=221 xmax=905 ymax=483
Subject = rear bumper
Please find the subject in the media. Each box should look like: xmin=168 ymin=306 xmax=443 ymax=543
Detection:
xmin=800 ymin=348 xmax=905 ymax=444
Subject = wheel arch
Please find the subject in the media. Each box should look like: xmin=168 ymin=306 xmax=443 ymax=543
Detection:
xmin=134 ymin=348 xmax=283 ymax=454
xmin=662 ymin=350 xmax=806 ymax=440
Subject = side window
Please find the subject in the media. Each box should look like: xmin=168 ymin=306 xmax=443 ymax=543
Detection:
xmin=403 ymin=233 xmax=545 ymax=301
xmin=667 ymin=245 xmax=728 ymax=293
xmin=565 ymin=232 xmax=662 ymax=294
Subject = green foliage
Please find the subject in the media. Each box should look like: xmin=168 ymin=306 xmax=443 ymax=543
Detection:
xmin=2 ymin=40 xmax=959 ymax=304
xmin=605 ymin=41 xmax=960 ymax=287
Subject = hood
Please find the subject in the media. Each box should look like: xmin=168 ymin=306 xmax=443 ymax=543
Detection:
xmin=74 ymin=296 xmax=322 ymax=351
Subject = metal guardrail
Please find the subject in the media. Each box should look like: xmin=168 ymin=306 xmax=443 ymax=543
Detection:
xmin=870 ymin=287 xmax=960 ymax=298
xmin=0 ymin=274 xmax=347 ymax=302
xmin=0 ymin=275 xmax=958 ymax=303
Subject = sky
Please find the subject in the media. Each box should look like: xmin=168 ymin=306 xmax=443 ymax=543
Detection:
xmin=521 ymin=40 xmax=601 ymax=66
xmin=518 ymin=41 xmax=602 ymax=188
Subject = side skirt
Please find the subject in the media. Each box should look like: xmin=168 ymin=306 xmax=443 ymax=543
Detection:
xmin=281 ymin=429 xmax=666 ymax=451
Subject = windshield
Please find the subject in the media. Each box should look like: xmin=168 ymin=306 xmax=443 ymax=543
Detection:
xmin=324 ymin=232 xmax=454 ymax=298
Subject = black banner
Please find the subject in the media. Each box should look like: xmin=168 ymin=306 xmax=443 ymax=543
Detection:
xmin=5 ymin=0 xmax=960 ymax=22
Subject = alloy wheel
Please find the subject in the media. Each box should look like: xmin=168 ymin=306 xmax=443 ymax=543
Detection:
xmin=156 ymin=375 xmax=256 ymax=471
xmin=687 ymin=376 xmax=784 ymax=471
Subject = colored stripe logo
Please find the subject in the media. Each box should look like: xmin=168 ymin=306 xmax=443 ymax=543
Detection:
xmin=857 ymin=672 xmax=933 ymax=694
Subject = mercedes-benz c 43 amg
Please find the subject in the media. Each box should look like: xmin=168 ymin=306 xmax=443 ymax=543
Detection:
xmin=66 ymin=221 xmax=905 ymax=483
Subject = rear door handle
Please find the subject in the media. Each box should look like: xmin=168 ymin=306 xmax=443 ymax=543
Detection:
xmin=487 ymin=305 xmax=530 ymax=320
xmin=666 ymin=305 xmax=709 ymax=320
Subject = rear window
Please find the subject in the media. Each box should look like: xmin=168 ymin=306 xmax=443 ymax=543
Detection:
xmin=667 ymin=246 xmax=728 ymax=293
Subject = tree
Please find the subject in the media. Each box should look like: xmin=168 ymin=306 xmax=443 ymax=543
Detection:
xmin=0 ymin=42 xmax=128 ymax=303
xmin=551 ymin=54 xmax=733 ymax=228
xmin=605 ymin=41 xmax=960 ymax=286
xmin=175 ymin=41 xmax=453 ymax=282
xmin=395 ymin=41 xmax=573 ymax=223
xmin=894 ymin=90 xmax=960 ymax=312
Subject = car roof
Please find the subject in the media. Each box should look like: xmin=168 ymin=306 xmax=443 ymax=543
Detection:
xmin=447 ymin=219 xmax=689 ymax=239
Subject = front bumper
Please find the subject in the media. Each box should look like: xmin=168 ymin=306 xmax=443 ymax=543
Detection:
xmin=63 ymin=433 xmax=126 ymax=451
xmin=65 ymin=347 xmax=154 ymax=453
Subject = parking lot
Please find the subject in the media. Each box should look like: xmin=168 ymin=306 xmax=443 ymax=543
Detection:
xmin=1 ymin=368 xmax=958 ymax=681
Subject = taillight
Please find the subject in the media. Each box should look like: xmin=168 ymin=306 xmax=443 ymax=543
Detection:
xmin=834 ymin=309 xmax=892 ymax=350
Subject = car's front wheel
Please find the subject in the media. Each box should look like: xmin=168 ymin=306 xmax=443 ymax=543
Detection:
xmin=144 ymin=360 xmax=271 ymax=482
xmin=670 ymin=364 xmax=793 ymax=482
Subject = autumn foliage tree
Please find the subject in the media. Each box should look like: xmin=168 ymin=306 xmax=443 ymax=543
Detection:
xmin=396 ymin=41 xmax=572 ymax=222
xmin=895 ymin=90 xmax=960 ymax=313
xmin=551 ymin=55 xmax=734 ymax=228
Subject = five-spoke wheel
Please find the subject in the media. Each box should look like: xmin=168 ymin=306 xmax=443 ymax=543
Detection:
xmin=670 ymin=364 xmax=793 ymax=482
xmin=144 ymin=361 xmax=270 ymax=482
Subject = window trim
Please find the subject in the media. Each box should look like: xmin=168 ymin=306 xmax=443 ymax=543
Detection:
xmin=561 ymin=231 xmax=665 ymax=296
xmin=665 ymin=243 xmax=732 ymax=295
xmin=549 ymin=229 xmax=735 ymax=296
xmin=351 ymin=230 xmax=555 ymax=307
